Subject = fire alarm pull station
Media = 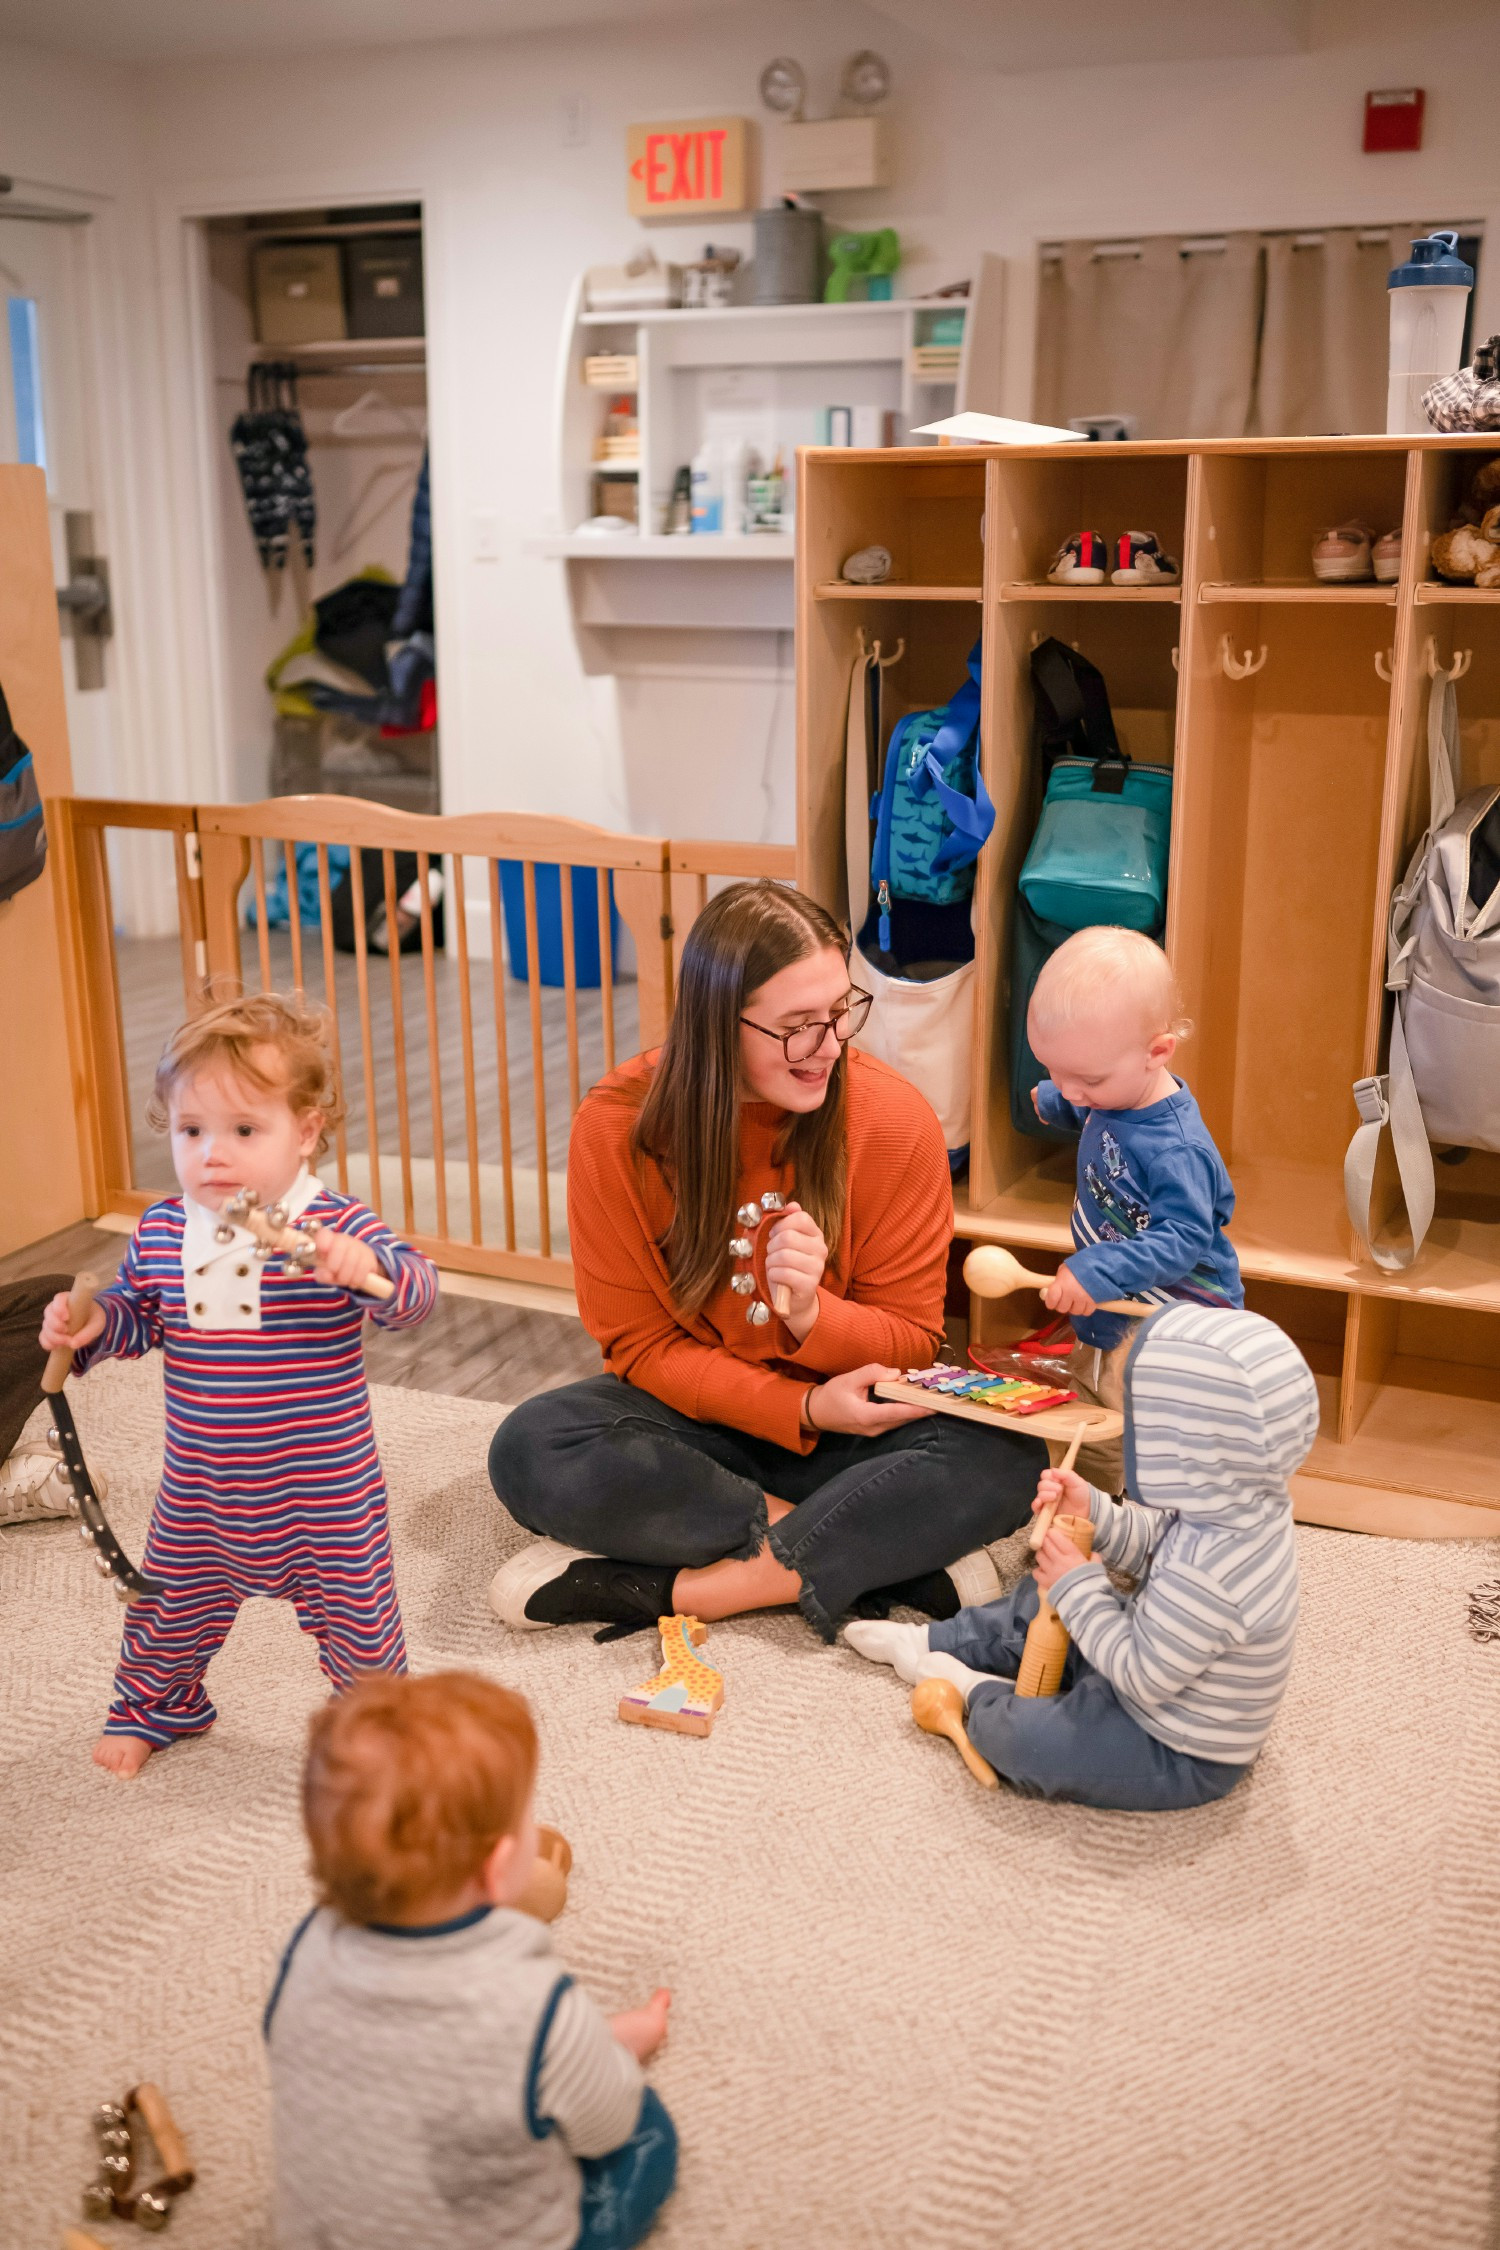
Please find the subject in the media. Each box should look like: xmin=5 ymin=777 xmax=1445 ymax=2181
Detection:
xmin=1363 ymin=88 xmax=1424 ymax=153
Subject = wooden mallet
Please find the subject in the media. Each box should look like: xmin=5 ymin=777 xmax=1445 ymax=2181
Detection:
xmin=963 ymin=1243 xmax=1148 ymax=1320
xmin=42 ymin=1272 xmax=99 ymax=1394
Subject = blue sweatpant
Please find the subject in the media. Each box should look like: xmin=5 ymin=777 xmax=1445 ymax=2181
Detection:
xmin=575 ymin=2088 xmax=678 ymax=2250
xmin=928 ymin=1579 xmax=1248 ymax=1812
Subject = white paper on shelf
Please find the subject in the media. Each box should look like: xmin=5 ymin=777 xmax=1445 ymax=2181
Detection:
xmin=911 ymin=412 xmax=1086 ymax=444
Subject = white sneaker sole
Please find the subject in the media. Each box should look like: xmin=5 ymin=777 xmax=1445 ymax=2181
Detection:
xmin=1111 ymin=567 xmax=1179 ymax=585
xmin=489 ymin=1537 xmax=602 ymax=1630
xmin=1312 ymin=555 xmax=1372 ymax=581
xmin=945 ymin=1547 xmax=1003 ymax=1610
xmin=1047 ymin=567 xmax=1105 ymax=585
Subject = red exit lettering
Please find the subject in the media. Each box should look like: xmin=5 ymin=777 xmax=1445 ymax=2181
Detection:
xmin=629 ymin=126 xmax=730 ymax=204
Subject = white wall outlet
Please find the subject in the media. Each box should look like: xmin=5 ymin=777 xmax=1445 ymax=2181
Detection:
xmin=472 ymin=510 xmax=501 ymax=562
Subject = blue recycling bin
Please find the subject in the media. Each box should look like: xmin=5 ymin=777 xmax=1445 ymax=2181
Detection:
xmin=499 ymin=861 xmax=620 ymax=988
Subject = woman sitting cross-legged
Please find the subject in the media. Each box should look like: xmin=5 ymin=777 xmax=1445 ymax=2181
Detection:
xmin=487 ymin=881 xmax=1041 ymax=1643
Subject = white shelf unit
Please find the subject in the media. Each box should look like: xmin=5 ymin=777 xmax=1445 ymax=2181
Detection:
xmin=543 ymin=257 xmax=1004 ymax=655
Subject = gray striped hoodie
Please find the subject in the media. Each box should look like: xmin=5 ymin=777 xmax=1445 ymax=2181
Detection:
xmin=1049 ymin=1304 xmax=1320 ymax=1766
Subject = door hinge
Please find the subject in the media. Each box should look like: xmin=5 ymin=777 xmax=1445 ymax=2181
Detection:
xmin=660 ymin=913 xmax=674 ymax=941
xmin=184 ymin=833 xmax=202 ymax=881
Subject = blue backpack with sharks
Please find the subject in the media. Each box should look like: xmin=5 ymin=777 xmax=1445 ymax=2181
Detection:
xmin=869 ymin=639 xmax=994 ymax=951
xmin=0 ymin=681 xmax=46 ymax=909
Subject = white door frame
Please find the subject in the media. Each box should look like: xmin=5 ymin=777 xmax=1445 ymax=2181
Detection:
xmin=154 ymin=164 xmax=450 ymax=816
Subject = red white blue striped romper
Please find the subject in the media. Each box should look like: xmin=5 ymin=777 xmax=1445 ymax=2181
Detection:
xmin=74 ymin=1190 xmax=438 ymax=1745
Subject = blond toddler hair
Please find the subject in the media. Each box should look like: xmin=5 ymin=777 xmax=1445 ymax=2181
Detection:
xmin=146 ymin=989 xmax=346 ymax=1156
xmin=1029 ymin=926 xmax=1188 ymax=1044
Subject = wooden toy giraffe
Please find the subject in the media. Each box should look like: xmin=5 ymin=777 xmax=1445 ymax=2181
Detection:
xmin=618 ymin=1615 xmax=724 ymax=1738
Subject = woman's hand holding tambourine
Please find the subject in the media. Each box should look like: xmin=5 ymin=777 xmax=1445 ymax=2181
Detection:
xmin=763 ymin=1202 xmax=827 ymax=1343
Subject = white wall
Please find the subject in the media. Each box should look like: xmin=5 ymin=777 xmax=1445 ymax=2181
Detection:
xmin=5 ymin=3 xmax=1500 ymax=847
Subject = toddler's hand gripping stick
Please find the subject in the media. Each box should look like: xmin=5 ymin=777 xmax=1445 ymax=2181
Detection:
xmin=42 ymin=1273 xmax=162 ymax=1603
xmin=1018 ymin=1429 xmax=1096 ymax=1701
xmin=220 ymin=1189 xmax=395 ymax=1299
xmin=963 ymin=1244 xmax=1149 ymax=1320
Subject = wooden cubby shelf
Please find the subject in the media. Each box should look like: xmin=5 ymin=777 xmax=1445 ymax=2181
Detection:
xmin=814 ymin=582 xmax=983 ymax=602
xmin=798 ymin=433 xmax=1500 ymax=1541
xmin=1198 ymin=581 xmax=1397 ymax=604
xmin=998 ymin=582 xmax=1182 ymax=603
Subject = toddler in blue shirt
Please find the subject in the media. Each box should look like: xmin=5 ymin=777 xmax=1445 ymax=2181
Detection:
xmin=1028 ymin=927 xmax=1242 ymax=1463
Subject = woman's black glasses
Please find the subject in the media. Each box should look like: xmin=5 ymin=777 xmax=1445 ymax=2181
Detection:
xmin=739 ymin=989 xmax=874 ymax=1064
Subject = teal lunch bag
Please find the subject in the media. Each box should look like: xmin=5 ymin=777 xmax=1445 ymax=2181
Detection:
xmin=1017 ymin=751 xmax=1173 ymax=934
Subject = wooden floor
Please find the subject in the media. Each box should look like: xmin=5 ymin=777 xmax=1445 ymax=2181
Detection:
xmin=0 ymin=1221 xmax=603 ymax=1409
xmin=115 ymin=928 xmax=639 ymax=1228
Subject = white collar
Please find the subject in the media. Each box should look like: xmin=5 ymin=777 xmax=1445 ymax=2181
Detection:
xmin=182 ymin=1166 xmax=322 ymax=1274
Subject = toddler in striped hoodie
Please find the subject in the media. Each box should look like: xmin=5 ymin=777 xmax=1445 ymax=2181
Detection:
xmin=846 ymin=1305 xmax=1319 ymax=1811
xmin=39 ymin=990 xmax=438 ymax=1777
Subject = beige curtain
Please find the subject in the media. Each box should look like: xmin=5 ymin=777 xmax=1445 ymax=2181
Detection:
xmin=1034 ymin=224 xmax=1427 ymax=439
xmin=1034 ymin=234 xmax=1264 ymax=438
xmin=1253 ymin=226 xmax=1415 ymax=436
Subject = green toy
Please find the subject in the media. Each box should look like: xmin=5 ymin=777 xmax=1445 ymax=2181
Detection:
xmin=825 ymin=228 xmax=901 ymax=304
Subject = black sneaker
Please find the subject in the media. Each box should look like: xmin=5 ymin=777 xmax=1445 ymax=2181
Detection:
xmin=867 ymin=1547 xmax=1003 ymax=1622
xmin=491 ymin=1538 xmax=676 ymax=1638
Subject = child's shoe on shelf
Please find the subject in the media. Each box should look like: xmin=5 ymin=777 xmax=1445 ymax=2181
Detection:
xmin=1311 ymin=522 xmax=1374 ymax=581
xmin=1046 ymin=530 xmax=1107 ymax=585
xmin=1372 ymin=528 xmax=1402 ymax=583
xmin=1111 ymin=531 xmax=1180 ymax=585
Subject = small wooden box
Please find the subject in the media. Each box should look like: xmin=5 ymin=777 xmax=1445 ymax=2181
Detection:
xmin=252 ymin=243 xmax=346 ymax=346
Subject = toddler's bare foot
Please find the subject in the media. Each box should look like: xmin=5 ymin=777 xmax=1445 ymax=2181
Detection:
xmin=92 ymin=1733 xmax=155 ymax=1778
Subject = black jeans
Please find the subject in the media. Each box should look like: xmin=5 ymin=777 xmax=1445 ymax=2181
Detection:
xmin=489 ymin=1375 xmax=1043 ymax=1639
xmin=0 ymin=1277 xmax=67 ymax=1459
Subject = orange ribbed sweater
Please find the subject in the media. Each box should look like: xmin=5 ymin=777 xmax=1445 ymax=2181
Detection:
xmin=567 ymin=1048 xmax=952 ymax=1454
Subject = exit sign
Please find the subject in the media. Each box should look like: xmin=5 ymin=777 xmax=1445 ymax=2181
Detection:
xmin=626 ymin=116 xmax=752 ymax=218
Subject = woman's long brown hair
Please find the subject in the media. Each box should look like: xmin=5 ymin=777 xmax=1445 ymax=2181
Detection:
xmin=632 ymin=881 xmax=852 ymax=1317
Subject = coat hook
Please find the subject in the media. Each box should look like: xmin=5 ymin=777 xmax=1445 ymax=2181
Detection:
xmin=875 ymin=638 xmax=905 ymax=668
xmin=1219 ymin=633 xmax=1268 ymax=680
xmin=1423 ymin=636 xmax=1471 ymax=682
xmin=1170 ymin=646 xmax=1179 ymax=673
xmin=1374 ymin=647 xmax=1394 ymax=683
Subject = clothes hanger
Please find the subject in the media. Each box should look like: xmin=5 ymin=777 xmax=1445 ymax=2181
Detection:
xmin=330 ymin=388 xmax=427 ymax=441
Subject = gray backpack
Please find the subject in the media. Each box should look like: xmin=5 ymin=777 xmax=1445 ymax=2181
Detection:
xmin=1346 ymin=671 xmax=1500 ymax=1270
xmin=0 ymin=682 xmax=46 ymax=908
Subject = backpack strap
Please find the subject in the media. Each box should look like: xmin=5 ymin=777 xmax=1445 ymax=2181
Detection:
xmin=844 ymin=641 xmax=877 ymax=931
xmin=1346 ymin=1002 xmax=1436 ymax=1271
xmin=905 ymin=640 xmax=995 ymax=876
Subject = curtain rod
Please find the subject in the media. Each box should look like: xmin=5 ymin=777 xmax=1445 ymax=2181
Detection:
xmin=1041 ymin=223 xmax=1483 ymax=263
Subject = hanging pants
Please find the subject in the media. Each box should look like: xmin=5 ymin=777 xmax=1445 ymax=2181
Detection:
xmin=106 ymin=1486 xmax=408 ymax=1745
xmin=929 ymin=1578 xmax=1249 ymax=1812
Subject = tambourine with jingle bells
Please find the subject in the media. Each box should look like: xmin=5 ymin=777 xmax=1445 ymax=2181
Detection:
xmin=728 ymin=1191 xmax=793 ymax=1327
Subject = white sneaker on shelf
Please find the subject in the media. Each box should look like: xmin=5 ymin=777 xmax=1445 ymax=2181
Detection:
xmin=1111 ymin=530 xmax=1180 ymax=585
xmin=1311 ymin=522 xmax=1374 ymax=582
xmin=1046 ymin=531 xmax=1107 ymax=585
xmin=0 ymin=1444 xmax=91 ymax=1525
xmin=1372 ymin=528 xmax=1402 ymax=583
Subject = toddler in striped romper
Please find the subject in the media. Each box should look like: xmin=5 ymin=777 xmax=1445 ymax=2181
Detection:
xmin=847 ymin=1305 xmax=1321 ymax=1810
xmin=40 ymin=991 xmax=437 ymax=1778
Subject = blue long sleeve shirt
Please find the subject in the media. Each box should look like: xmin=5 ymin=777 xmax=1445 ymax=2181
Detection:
xmin=1034 ymin=1076 xmax=1242 ymax=1349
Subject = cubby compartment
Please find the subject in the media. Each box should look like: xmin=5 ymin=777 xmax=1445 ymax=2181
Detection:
xmin=1196 ymin=448 xmax=1407 ymax=597
xmin=988 ymin=449 xmax=1189 ymax=595
xmin=1321 ymin=1298 xmax=1500 ymax=1512
xmin=798 ymin=588 xmax=986 ymax=922
xmin=801 ymin=454 xmax=986 ymax=595
xmin=1411 ymin=437 xmax=1500 ymax=597
xmin=1173 ymin=601 xmax=1391 ymax=1266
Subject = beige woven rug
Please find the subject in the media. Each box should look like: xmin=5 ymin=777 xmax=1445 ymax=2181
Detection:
xmin=5 ymin=1359 xmax=1500 ymax=2250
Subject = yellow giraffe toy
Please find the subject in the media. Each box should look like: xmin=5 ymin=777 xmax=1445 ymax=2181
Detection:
xmin=618 ymin=1615 xmax=724 ymax=1738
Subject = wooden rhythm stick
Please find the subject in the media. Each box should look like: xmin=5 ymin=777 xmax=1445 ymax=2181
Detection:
xmin=1027 ymin=1422 xmax=1097 ymax=1552
xmin=963 ymin=1244 xmax=1148 ymax=1320
xmin=220 ymin=1190 xmax=395 ymax=1299
xmin=42 ymin=1272 xmax=99 ymax=1394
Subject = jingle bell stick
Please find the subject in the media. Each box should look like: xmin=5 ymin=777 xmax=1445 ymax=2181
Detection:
xmin=223 ymin=1191 xmax=395 ymax=1300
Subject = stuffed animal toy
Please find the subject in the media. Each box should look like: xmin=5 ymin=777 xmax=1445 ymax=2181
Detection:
xmin=1432 ymin=501 xmax=1500 ymax=586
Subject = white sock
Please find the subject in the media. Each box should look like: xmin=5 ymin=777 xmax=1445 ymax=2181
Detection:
xmin=913 ymin=1650 xmax=992 ymax=1709
xmin=843 ymin=1619 xmax=930 ymax=1683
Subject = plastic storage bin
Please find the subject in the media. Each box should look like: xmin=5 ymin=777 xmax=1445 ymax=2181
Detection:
xmin=346 ymin=235 xmax=425 ymax=339
xmin=499 ymin=861 xmax=620 ymax=988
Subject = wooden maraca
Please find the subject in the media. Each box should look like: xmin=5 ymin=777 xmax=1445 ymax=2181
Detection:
xmin=911 ymin=1677 xmax=998 ymax=1789
xmin=963 ymin=1243 xmax=1147 ymax=1320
